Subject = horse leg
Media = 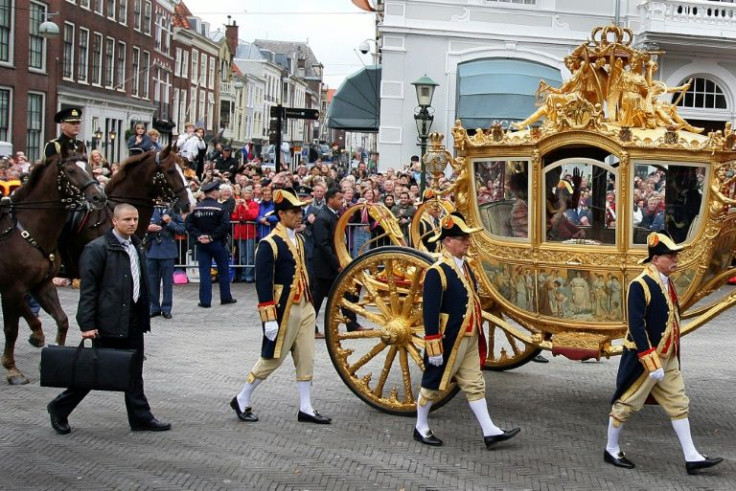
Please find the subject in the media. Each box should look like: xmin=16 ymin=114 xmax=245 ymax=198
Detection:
xmin=22 ymin=297 xmax=46 ymax=348
xmin=2 ymin=293 xmax=29 ymax=385
xmin=31 ymin=281 xmax=70 ymax=346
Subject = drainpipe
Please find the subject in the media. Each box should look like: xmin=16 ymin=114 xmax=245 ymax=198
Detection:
xmin=615 ymin=0 xmax=621 ymax=26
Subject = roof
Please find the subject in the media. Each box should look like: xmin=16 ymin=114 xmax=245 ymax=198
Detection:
xmin=172 ymin=2 xmax=192 ymax=29
xmin=253 ymin=39 xmax=320 ymax=77
xmin=235 ymin=42 xmax=266 ymax=60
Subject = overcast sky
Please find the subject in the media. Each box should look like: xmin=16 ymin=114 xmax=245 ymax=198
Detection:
xmin=182 ymin=0 xmax=377 ymax=90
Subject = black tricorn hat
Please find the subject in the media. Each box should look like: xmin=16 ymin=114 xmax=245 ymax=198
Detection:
xmin=54 ymin=107 xmax=83 ymax=123
xmin=273 ymin=188 xmax=310 ymax=212
xmin=639 ymin=231 xmax=685 ymax=264
xmin=429 ymin=212 xmax=483 ymax=243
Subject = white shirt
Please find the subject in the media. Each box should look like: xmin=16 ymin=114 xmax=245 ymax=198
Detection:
xmin=286 ymin=227 xmax=297 ymax=246
xmin=453 ymin=256 xmax=465 ymax=272
xmin=660 ymin=272 xmax=670 ymax=293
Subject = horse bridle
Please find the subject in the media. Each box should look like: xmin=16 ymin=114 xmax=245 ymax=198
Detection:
xmin=56 ymin=159 xmax=101 ymax=210
xmin=152 ymin=150 xmax=189 ymax=208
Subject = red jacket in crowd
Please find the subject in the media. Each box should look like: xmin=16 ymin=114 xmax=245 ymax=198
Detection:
xmin=231 ymin=199 xmax=259 ymax=240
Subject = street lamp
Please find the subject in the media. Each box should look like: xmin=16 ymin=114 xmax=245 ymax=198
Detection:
xmin=39 ymin=13 xmax=60 ymax=38
xmin=411 ymin=74 xmax=439 ymax=196
xmin=93 ymin=128 xmax=103 ymax=150
xmin=109 ymin=130 xmax=116 ymax=163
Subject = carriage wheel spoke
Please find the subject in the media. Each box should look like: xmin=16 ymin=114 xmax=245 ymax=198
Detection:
xmin=405 ymin=341 xmax=425 ymax=368
xmin=488 ymin=323 xmax=497 ymax=359
xmin=385 ymin=259 xmax=401 ymax=313
xmin=372 ymin=345 xmax=398 ymax=398
xmin=400 ymin=274 xmax=423 ymax=318
xmin=348 ymin=341 xmax=387 ymax=376
xmin=503 ymin=329 xmax=523 ymax=356
xmin=340 ymin=296 xmax=387 ymax=326
xmin=399 ymin=347 xmax=415 ymax=404
xmin=336 ymin=329 xmax=383 ymax=340
xmin=357 ymin=271 xmax=393 ymax=319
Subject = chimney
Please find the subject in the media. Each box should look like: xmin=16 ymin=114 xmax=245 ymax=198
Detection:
xmin=225 ymin=18 xmax=239 ymax=59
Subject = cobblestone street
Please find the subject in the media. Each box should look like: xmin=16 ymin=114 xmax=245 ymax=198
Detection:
xmin=2 ymin=283 xmax=735 ymax=490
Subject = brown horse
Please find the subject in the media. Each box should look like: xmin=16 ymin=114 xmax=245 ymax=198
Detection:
xmin=0 ymin=154 xmax=107 ymax=384
xmin=59 ymin=145 xmax=194 ymax=279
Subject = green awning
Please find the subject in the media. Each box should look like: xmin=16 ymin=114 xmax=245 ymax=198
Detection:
xmin=327 ymin=65 xmax=381 ymax=132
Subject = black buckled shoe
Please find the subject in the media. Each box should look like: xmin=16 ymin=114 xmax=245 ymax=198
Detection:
xmin=221 ymin=298 xmax=237 ymax=305
xmin=603 ymin=450 xmax=636 ymax=469
xmin=297 ymin=410 xmax=331 ymax=424
xmin=686 ymin=456 xmax=723 ymax=475
xmin=484 ymin=428 xmax=521 ymax=449
xmin=47 ymin=403 xmax=71 ymax=435
xmin=413 ymin=427 xmax=443 ymax=446
xmin=198 ymin=303 xmax=211 ymax=308
xmin=131 ymin=418 xmax=171 ymax=432
xmin=162 ymin=312 xmax=172 ymax=319
xmin=230 ymin=397 xmax=258 ymax=422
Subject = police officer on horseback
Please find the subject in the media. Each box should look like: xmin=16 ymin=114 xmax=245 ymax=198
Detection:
xmin=44 ymin=107 xmax=87 ymax=159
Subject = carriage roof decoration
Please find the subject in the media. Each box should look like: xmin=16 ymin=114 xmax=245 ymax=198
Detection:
xmin=323 ymin=25 xmax=736 ymax=416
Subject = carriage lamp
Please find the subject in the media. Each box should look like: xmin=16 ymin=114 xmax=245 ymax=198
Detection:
xmin=412 ymin=75 xmax=439 ymax=196
xmin=422 ymin=132 xmax=451 ymax=190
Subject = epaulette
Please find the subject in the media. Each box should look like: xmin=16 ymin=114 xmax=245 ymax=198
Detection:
xmin=260 ymin=235 xmax=278 ymax=261
xmin=428 ymin=262 xmax=447 ymax=291
xmin=633 ymin=275 xmax=651 ymax=307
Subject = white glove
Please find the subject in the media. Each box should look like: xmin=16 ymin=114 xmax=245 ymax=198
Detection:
xmin=427 ymin=355 xmax=443 ymax=367
xmin=264 ymin=321 xmax=278 ymax=341
xmin=648 ymin=368 xmax=665 ymax=381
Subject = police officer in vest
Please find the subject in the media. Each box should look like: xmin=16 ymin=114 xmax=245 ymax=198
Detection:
xmin=415 ymin=212 xmax=520 ymax=449
xmin=230 ymin=188 xmax=331 ymax=425
xmin=44 ymin=107 xmax=87 ymax=159
xmin=185 ymin=180 xmax=237 ymax=308
xmin=604 ymin=231 xmax=722 ymax=474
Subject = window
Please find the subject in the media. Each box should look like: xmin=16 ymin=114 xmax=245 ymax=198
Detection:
xmin=104 ymin=37 xmax=115 ymax=87
xmin=107 ymin=0 xmax=116 ymax=19
xmin=172 ymin=88 xmax=179 ymax=124
xmin=26 ymin=93 xmax=44 ymax=162
xmin=543 ymin=158 xmax=617 ymax=245
xmin=174 ymin=47 xmax=181 ymax=77
xmin=78 ymin=28 xmax=89 ymax=83
xmin=199 ymin=89 xmax=206 ymax=125
xmin=191 ymin=50 xmax=198 ymax=84
xmin=632 ymin=162 xmax=706 ymax=245
xmin=143 ymin=1 xmax=151 ymax=35
xmin=677 ymin=77 xmax=727 ymax=110
xmin=61 ymin=23 xmax=75 ymax=79
xmin=475 ymin=160 xmax=531 ymax=240
xmin=179 ymin=88 xmax=187 ymax=125
xmin=131 ymin=46 xmax=140 ymax=96
xmin=207 ymin=91 xmax=214 ymax=129
xmin=190 ymin=90 xmax=196 ymax=122
xmin=208 ymin=56 xmax=215 ymax=89
xmin=200 ymin=54 xmax=207 ymax=86
xmin=118 ymin=0 xmax=127 ymax=24
xmin=116 ymin=41 xmax=126 ymax=90
xmin=91 ymin=33 xmax=103 ymax=85
xmin=485 ymin=0 xmax=536 ymax=4
xmin=0 ymin=0 xmax=12 ymax=63
xmin=141 ymin=50 xmax=150 ymax=98
xmin=133 ymin=0 xmax=141 ymax=31
xmin=0 ymin=87 xmax=10 ymax=141
xmin=154 ymin=13 xmax=161 ymax=50
xmin=181 ymin=49 xmax=188 ymax=78
xmin=93 ymin=0 xmax=103 ymax=15
xmin=29 ymin=2 xmax=47 ymax=70
xmin=80 ymin=0 xmax=90 ymax=8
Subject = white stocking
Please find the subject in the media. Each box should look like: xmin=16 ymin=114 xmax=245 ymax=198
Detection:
xmin=236 ymin=377 xmax=262 ymax=409
xmin=297 ymin=381 xmax=315 ymax=415
xmin=672 ymin=418 xmax=704 ymax=462
xmin=415 ymin=397 xmax=433 ymax=437
xmin=606 ymin=417 xmax=623 ymax=456
xmin=468 ymin=399 xmax=502 ymax=437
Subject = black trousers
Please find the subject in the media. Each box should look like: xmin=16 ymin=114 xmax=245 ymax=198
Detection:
xmin=312 ymin=276 xmax=359 ymax=331
xmin=48 ymin=329 xmax=153 ymax=427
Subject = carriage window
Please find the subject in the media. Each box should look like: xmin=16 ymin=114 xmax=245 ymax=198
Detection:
xmin=632 ymin=163 xmax=705 ymax=244
xmin=544 ymin=160 xmax=617 ymax=245
xmin=475 ymin=159 xmax=530 ymax=239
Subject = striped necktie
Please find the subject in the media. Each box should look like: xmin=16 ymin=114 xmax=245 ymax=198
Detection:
xmin=124 ymin=241 xmax=141 ymax=303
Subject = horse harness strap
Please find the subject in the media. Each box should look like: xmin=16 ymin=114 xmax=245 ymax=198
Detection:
xmin=15 ymin=221 xmax=57 ymax=278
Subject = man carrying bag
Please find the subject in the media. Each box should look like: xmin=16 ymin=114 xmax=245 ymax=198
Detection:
xmin=46 ymin=204 xmax=171 ymax=435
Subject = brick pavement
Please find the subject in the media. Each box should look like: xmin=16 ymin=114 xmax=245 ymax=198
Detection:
xmin=1 ymin=283 xmax=735 ymax=490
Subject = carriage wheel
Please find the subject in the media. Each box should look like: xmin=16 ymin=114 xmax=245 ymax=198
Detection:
xmin=483 ymin=309 xmax=541 ymax=371
xmin=324 ymin=246 xmax=459 ymax=415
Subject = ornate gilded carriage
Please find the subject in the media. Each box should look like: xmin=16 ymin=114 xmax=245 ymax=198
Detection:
xmin=325 ymin=26 xmax=736 ymax=415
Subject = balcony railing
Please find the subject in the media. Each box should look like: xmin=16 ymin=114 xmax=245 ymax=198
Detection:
xmin=640 ymin=0 xmax=736 ymax=35
xmin=219 ymin=81 xmax=236 ymax=97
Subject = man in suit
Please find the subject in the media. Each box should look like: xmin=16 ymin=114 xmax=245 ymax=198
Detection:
xmin=44 ymin=107 xmax=87 ymax=159
xmin=604 ymin=232 xmax=722 ymax=474
xmin=230 ymin=189 xmax=331 ymax=425
xmin=414 ymin=212 xmax=520 ymax=449
xmin=47 ymin=204 xmax=171 ymax=434
xmin=311 ymin=188 xmax=363 ymax=336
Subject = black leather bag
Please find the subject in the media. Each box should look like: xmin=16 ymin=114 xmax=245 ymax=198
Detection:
xmin=40 ymin=340 xmax=136 ymax=392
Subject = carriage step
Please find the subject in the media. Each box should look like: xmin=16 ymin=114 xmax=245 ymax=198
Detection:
xmin=550 ymin=332 xmax=608 ymax=362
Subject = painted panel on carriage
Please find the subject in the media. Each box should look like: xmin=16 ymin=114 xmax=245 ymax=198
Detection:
xmin=474 ymin=159 xmax=531 ymax=240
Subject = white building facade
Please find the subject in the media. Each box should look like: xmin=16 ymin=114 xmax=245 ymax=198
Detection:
xmin=376 ymin=0 xmax=736 ymax=169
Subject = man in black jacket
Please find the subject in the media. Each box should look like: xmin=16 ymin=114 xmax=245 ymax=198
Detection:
xmin=311 ymin=188 xmax=361 ymax=334
xmin=47 ymin=204 xmax=171 ymax=434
